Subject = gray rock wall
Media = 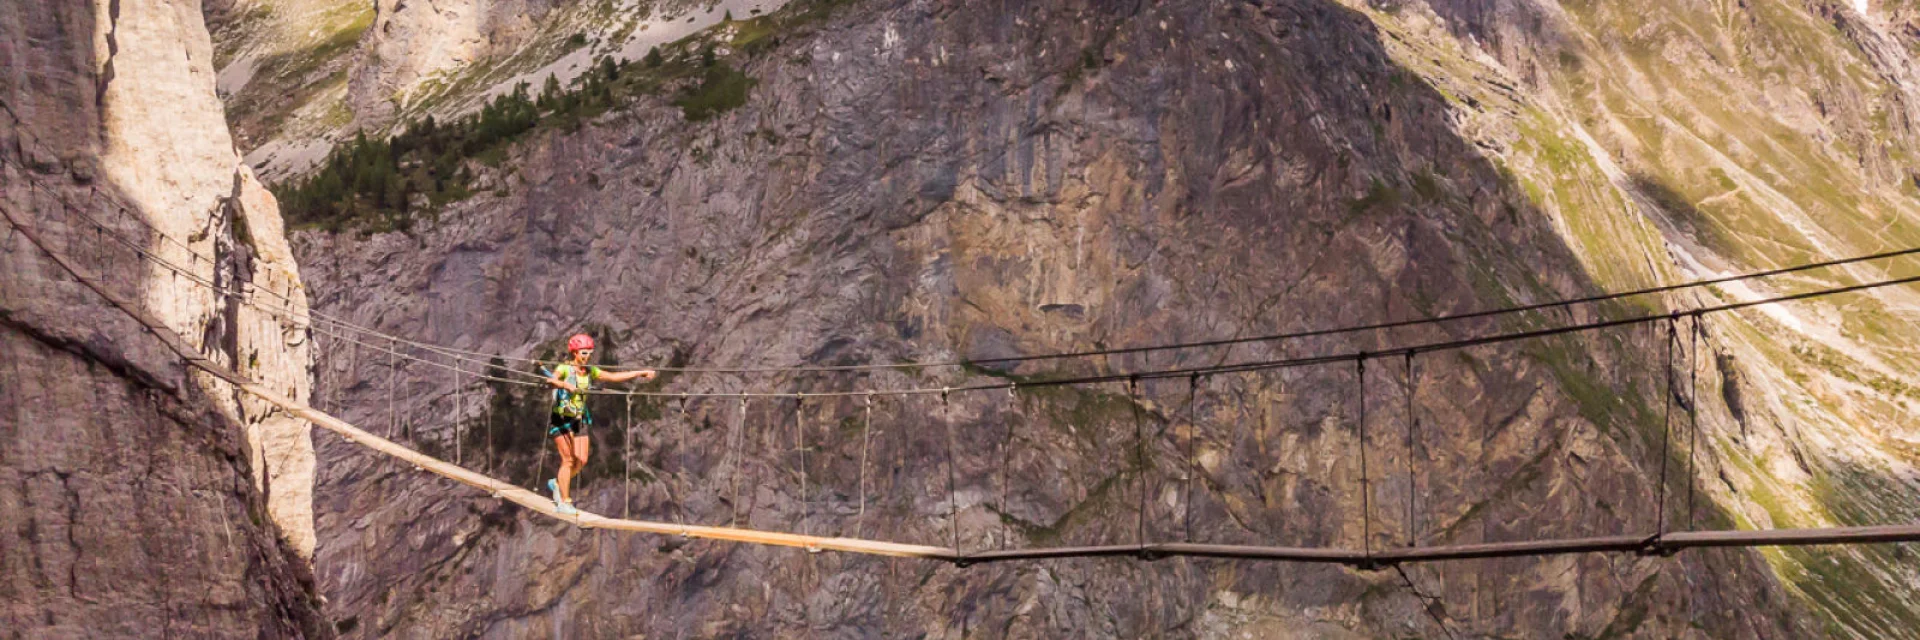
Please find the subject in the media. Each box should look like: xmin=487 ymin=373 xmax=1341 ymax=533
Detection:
xmin=297 ymin=0 xmax=1828 ymax=637
xmin=1 ymin=0 xmax=323 ymax=635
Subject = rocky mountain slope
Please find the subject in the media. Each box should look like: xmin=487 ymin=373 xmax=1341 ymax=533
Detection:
xmin=273 ymin=0 xmax=1920 ymax=636
xmin=211 ymin=0 xmax=787 ymax=181
xmin=2 ymin=0 xmax=325 ymax=636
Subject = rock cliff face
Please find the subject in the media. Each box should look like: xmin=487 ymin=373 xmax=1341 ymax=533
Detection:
xmin=207 ymin=0 xmax=374 ymax=171
xmin=212 ymin=0 xmax=788 ymax=180
xmin=345 ymin=0 xmax=571 ymax=130
xmin=1 ymin=0 xmax=324 ymax=635
xmin=286 ymin=0 xmax=1920 ymax=636
xmin=1389 ymin=0 xmax=1920 ymax=634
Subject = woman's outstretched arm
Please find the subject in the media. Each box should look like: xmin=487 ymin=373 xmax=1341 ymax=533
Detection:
xmin=599 ymin=368 xmax=657 ymax=384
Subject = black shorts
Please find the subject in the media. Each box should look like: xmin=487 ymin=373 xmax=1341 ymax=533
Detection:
xmin=548 ymin=413 xmax=590 ymax=437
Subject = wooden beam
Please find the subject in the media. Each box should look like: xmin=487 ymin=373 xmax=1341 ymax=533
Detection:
xmin=248 ymin=382 xmax=960 ymax=561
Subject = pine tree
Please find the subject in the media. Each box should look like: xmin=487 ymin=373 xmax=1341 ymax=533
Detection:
xmin=540 ymin=74 xmax=563 ymax=111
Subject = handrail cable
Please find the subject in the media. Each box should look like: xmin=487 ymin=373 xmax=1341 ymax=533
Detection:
xmin=301 ymin=241 xmax=1920 ymax=374
xmin=0 ymin=191 xmax=959 ymax=560
xmin=302 ymin=241 xmax=1920 ymax=375
xmin=30 ymin=189 xmax=1920 ymax=399
xmin=48 ymin=184 xmax=1911 ymax=405
xmin=17 ymin=190 xmax=1920 ymax=568
xmin=27 ymin=168 xmax=1920 ymax=377
xmin=208 ymin=252 xmax=1920 ymax=403
xmin=161 ymin=242 xmax=1920 ymax=404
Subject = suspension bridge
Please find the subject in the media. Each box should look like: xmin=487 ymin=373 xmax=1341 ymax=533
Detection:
xmin=10 ymin=180 xmax=1920 ymax=575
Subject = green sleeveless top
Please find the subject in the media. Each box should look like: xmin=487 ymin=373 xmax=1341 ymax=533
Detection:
xmin=551 ymin=364 xmax=602 ymax=418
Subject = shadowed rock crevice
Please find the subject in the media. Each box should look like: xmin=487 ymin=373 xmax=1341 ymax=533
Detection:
xmin=97 ymin=0 xmax=123 ymax=114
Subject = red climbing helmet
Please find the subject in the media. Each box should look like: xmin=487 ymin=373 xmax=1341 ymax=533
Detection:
xmin=567 ymin=333 xmax=595 ymax=352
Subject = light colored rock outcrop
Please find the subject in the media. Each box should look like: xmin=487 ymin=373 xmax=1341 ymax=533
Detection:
xmin=0 ymin=0 xmax=322 ymax=634
xmin=206 ymin=0 xmax=372 ymax=155
xmin=231 ymin=163 xmax=320 ymax=559
xmin=348 ymin=0 xmax=567 ymax=127
xmin=216 ymin=0 xmax=788 ymax=180
xmin=94 ymin=0 xmax=318 ymax=567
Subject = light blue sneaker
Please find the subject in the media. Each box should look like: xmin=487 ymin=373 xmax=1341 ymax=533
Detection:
xmin=546 ymin=478 xmax=578 ymax=515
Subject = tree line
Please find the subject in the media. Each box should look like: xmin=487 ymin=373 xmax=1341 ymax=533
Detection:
xmin=278 ymin=32 xmax=762 ymax=232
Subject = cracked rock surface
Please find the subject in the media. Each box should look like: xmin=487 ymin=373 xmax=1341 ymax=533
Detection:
xmin=292 ymin=0 xmax=1892 ymax=637
xmin=1 ymin=0 xmax=324 ymax=636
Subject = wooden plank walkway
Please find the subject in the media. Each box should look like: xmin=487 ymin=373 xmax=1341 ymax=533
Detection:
xmin=248 ymin=381 xmax=962 ymax=561
xmin=9 ymin=198 xmax=1920 ymax=570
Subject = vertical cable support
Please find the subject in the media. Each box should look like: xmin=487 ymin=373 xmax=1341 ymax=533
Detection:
xmin=1405 ymin=350 xmax=1417 ymax=548
xmin=856 ymin=393 xmax=874 ymax=538
xmin=624 ymin=394 xmax=634 ymax=520
xmin=1184 ymin=374 xmax=1200 ymax=542
xmin=1656 ymin=316 xmax=1677 ymax=537
xmin=1357 ymin=356 xmax=1373 ymax=562
xmin=795 ymin=393 xmax=809 ymax=536
xmin=1000 ymin=383 xmax=1018 ymax=549
xmin=942 ymin=388 xmax=961 ymax=555
xmin=1128 ymin=376 xmax=1149 ymax=548
xmin=1685 ymin=312 xmax=1703 ymax=530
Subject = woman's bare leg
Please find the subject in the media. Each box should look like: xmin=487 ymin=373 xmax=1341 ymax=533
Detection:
xmin=553 ymin=434 xmax=576 ymax=503
xmin=573 ymin=435 xmax=591 ymax=473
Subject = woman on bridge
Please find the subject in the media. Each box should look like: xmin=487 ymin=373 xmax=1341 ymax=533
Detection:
xmin=545 ymin=333 xmax=656 ymax=515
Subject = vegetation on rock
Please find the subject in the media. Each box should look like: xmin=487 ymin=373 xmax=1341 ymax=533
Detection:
xmin=674 ymin=59 xmax=757 ymax=122
xmin=277 ymin=12 xmax=784 ymax=232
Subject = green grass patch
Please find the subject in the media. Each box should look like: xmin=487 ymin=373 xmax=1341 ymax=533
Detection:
xmin=674 ymin=62 xmax=757 ymax=121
